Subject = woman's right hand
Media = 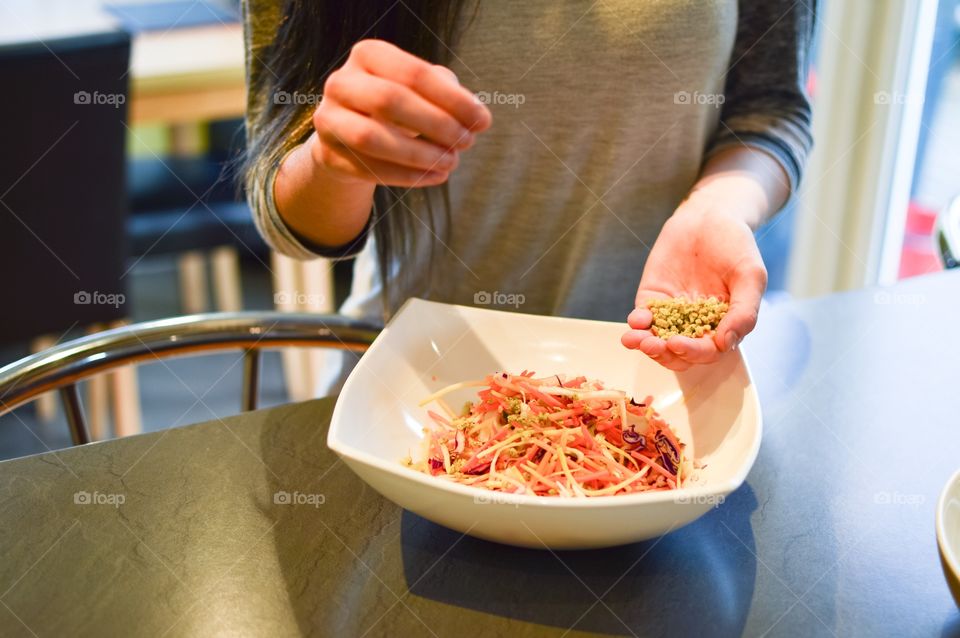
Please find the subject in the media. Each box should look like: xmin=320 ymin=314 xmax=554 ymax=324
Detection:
xmin=311 ymin=39 xmax=492 ymax=188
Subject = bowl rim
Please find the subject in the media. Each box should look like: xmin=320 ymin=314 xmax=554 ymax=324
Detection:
xmin=936 ymin=467 xmax=960 ymax=580
xmin=327 ymin=298 xmax=763 ymax=509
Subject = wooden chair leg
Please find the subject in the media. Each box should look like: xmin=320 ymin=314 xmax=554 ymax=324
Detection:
xmin=302 ymin=258 xmax=335 ymax=398
xmin=109 ymin=365 xmax=142 ymax=438
xmin=84 ymin=325 xmax=109 ymax=440
xmin=29 ymin=336 xmax=57 ymax=423
xmin=107 ymin=320 xmax=142 ymax=438
xmin=272 ymin=252 xmax=311 ymax=402
xmin=211 ymin=246 xmax=243 ymax=312
xmin=177 ymin=250 xmax=208 ymax=315
xmin=86 ymin=374 xmax=109 ymax=440
xmin=168 ymin=122 xmax=204 ymax=156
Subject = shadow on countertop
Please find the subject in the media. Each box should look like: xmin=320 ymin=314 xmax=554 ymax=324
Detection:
xmin=399 ymin=483 xmax=760 ymax=637
xmin=257 ymin=393 xmax=760 ymax=637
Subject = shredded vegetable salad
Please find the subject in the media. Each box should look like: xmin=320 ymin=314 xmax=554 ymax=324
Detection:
xmin=407 ymin=371 xmax=689 ymax=497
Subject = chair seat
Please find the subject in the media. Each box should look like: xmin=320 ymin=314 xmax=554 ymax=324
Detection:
xmin=127 ymin=156 xmax=236 ymax=212
xmin=127 ymin=200 xmax=267 ymax=256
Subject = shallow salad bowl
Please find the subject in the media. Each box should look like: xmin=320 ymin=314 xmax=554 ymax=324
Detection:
xmin=327 ymin=299 xmax=762 ymax=549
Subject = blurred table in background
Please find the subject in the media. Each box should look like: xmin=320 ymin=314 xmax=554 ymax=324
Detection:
xmin=0 ymin=0 xmax=249 ymax=433
xmin=0 ymin=0 xmax=246 ymax=130
xmin=128 ymin=20 xmax=244 ymax=157
xmin=0 ymin=0 xmax=330 ymax=405
xmin=129 ymin=23 xmax=244 ymax=126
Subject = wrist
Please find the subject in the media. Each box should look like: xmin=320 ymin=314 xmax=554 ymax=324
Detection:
xmin=301 ymin=133 xmax=371 ymax=188
xmin=679 ymin=188 xmax=764 ymax=231
xmin=274 ymin=134 xmax=375 ymax=249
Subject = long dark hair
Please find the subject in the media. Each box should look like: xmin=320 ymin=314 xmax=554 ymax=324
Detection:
xmin=243 ymin=1 xmax=475 ymax=314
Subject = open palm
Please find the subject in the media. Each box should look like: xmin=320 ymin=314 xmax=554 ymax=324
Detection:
xmin=622 ymin=205 xmax=767 ymax=371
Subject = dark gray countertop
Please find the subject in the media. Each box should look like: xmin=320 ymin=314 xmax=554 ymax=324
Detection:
xmin=2 ymin=271 xmax=960 ymax=637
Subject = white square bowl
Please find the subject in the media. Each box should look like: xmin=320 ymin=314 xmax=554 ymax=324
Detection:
xmin=328 ymin=298 xmax=762 ymax=549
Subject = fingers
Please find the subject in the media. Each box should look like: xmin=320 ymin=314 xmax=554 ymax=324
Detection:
xmin=316 ymin=39 xmax=491 ymax=188
xmin=349 ymin=39 xmax=492 ymax=132
xmin=316 ymin=106 xmax=459 ymax=173
xmin=432 ymin=64 xmax=460 ymax=85
xmin=664 ymin=335 xmax=720 ymax=364
xmin=627 ymin=307 xmax=652 ymax=330
xmin=621 ymin=330 xmax=692 ymax=371
xmin=625 ymin=299 xmax=690 ymax=370
xmin=326 ymin=70 xmax=475 ymax=150
xmin=315 ymin=138 xmax=450 ymax=188
xmin=624 ymin=306 xmax=721 ymax=367
xmin=620 ymin=328 xmax=652 ymax=351
xmin=715 ymin=262 xmax=766 ymax=352
xmin=634 ymin=288 xmax=672 ymax=310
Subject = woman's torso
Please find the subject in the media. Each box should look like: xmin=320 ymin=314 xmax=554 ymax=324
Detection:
xmin=342 ymin=0 xmax=738 ymax=323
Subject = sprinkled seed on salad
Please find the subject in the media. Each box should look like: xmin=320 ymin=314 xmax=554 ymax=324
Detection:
xmin=647 ymin=296 xmax=729 ymax=339
xmin=408 ymin=371 xmax=690 ymax=497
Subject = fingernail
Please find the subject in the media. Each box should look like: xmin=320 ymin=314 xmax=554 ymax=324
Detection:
xmin=436 ymin=152 xmax=455 ymax=169
xmin=725 ymin=332 xmax=739 ymax=351
xmin=434 ymin=65 xmax=459 ymax=84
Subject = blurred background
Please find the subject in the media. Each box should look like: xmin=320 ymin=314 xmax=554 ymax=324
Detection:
xmin=0 ymin=0 xmax=956 ymax=459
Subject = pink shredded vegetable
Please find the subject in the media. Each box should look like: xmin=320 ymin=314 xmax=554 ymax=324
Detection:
xmin=409 ymin=371 xmax=688 ymax=496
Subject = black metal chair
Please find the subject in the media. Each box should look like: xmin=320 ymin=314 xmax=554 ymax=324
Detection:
xmin=0 ymin=313 xmax=380 ymax=446
xmin=125 ymin=115 xmax=267 ymax=318
xmin=126 ymin=118 xmax=267 ymax=259
xmin=0 ymin=30 xmax=132 ymax=344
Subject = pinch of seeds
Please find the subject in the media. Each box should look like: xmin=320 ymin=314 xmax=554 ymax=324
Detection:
xmin=647 ymin=296 xmax=729 ymax=339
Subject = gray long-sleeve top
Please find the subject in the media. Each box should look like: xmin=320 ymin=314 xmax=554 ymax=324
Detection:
xmin=243 ymin=0 xmax=815 ymax=323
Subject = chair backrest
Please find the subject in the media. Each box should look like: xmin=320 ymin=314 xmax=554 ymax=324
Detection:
xmin=0 ymin=311 xmax=381 ymax=445
xmin=0 ymin=31 xmax=131 ymax=343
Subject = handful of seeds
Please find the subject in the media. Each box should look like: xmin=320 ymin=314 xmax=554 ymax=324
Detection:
xmin=647 ymin=296 xmax=729 ymax=339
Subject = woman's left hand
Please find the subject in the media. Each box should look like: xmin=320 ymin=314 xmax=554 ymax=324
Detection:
xmin=621 ymin=200 xmax=768 ymax=371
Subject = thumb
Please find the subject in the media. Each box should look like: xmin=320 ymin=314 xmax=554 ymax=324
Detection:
xmin=715 ymin=263 xmax=766 ymax=352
